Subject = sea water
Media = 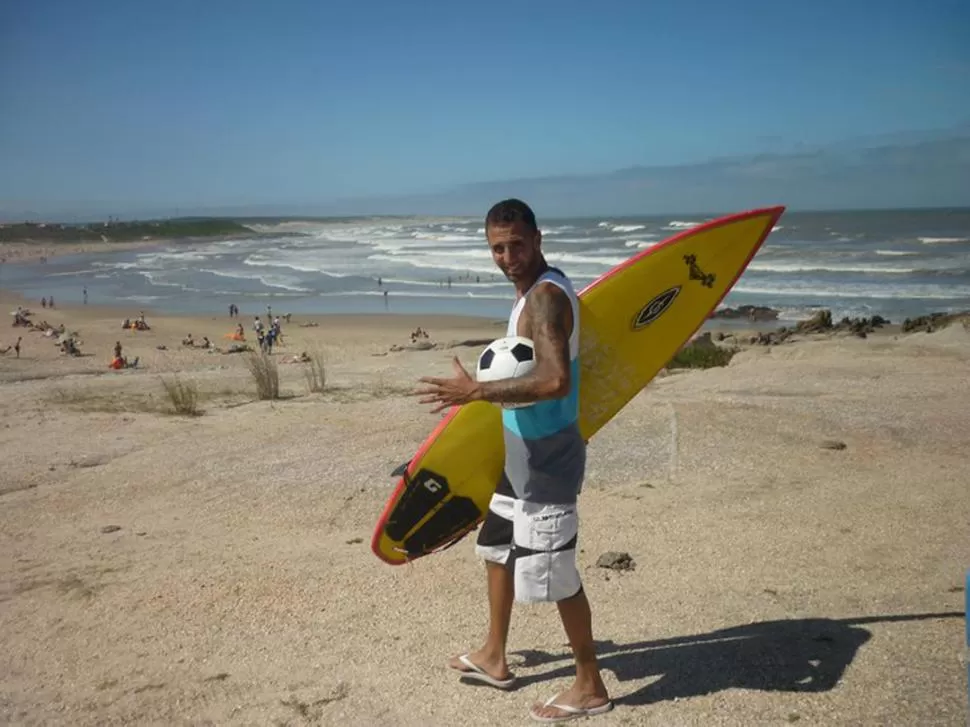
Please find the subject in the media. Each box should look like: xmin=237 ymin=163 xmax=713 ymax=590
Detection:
xmin=2 ymin=208 xmax=968 ymax=324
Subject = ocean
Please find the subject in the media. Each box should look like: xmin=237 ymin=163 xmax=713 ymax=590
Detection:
xmin=3 ymin=208 xmax=969 ymax=324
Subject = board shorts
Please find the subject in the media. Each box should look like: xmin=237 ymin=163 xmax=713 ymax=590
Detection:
xmin=475 ymin=476 xmax=582 ymax=603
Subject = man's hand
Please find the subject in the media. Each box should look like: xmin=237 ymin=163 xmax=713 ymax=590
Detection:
xmin=414 ymin=356 xmax=482 ymax=413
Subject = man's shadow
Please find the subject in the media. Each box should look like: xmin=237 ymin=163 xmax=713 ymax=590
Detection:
xmin=509 ymin=612 xmax=962 ymax=705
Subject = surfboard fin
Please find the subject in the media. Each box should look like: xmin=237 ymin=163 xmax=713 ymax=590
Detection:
xmin=391 ymin=460 xmax=410 ymax=478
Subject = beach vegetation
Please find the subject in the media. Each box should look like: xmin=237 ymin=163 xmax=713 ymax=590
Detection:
xmin=666 ymin=341 xmax=738 ymax=369
xmin=247 ymin=351 xmax=280 ymax=400
xmin=160 ymin=375 xmax=202 ymax=416
xmin=303 ymin=349 xmax=327 ymax=393
xmin=0 ymin=217 xmax=251 ymax=244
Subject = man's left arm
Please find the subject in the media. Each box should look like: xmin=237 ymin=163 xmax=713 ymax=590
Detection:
xmin=475 ymin=283 xmax=573 ymax=405
xmin=414 ymin=282 xmax=573 ymax=412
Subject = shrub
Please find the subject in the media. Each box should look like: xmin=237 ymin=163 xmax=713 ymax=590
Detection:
xmin=160 ymin=375 xmax=201 ymax=416
xmin=246 ymin=351 xmax=280 ymax=400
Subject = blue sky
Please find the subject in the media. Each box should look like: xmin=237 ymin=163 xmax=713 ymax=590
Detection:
xmin=1 ymin=0 xmax=968 ymax=219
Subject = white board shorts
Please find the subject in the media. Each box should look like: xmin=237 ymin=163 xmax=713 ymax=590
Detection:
xmin=475 ymin=479 xmax=582 ymax=604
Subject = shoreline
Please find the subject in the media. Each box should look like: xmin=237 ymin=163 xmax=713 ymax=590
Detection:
xmin=2 ymin=287 xmax=801 ymax=337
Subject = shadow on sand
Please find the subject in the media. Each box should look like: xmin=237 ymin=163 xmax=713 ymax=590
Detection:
xmin=509 ymin=611 xmax=962 ymax=705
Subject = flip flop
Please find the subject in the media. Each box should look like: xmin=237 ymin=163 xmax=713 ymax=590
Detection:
xmin=529 ymin=693 xmax=614 ymax=723
xmin=448 ymin=654 xmax=517 ymax=690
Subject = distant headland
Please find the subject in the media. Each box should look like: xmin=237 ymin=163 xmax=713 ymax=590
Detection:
xmin=0 ymin=217 xmax=252 ymax=244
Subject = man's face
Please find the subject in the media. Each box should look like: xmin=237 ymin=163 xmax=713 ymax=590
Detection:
xmin=486 ymin=221 xmax=541 ymax=283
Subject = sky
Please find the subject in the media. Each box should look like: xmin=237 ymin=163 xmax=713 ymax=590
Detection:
xmin=1 ymin=0 xmax=969 ymax=220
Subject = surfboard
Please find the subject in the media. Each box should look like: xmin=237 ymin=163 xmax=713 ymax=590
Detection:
xmin=372 ymin=206 xmax=785 ymax=565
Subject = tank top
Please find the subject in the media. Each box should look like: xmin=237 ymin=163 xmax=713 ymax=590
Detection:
xmin=501 ymin=266 xmax=586 ymax=503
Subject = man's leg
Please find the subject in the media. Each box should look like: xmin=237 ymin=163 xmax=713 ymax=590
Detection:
xmin=447 ymin=560 xmax=514 ymax=679
xmin=511 ymin=500 xmax=610 ymax=719
xmin=448 ymin=479 xmax=517 ymax=681
xmin=530 ymin=588 xmax=610 ymax=718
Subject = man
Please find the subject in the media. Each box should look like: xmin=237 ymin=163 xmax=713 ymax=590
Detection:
xmin=415 ymin=199 xmax=612 ymax=722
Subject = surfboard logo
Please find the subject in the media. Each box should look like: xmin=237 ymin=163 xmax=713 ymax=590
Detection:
xmin=684 ymin=254 xmax=716 ymax=288
xmin=633 ymin=286 xmax=681 ymax=329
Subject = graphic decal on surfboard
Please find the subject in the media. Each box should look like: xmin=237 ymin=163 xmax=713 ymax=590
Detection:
xmin=372 ymin=205 xmax=786 ymax=565
xmin=632 ymin=286 xmax=682 ymax=330
xmin=684 ymin=254 xmax=716 ymax=288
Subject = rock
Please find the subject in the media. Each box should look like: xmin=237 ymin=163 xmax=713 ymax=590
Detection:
xmin=793 ymin=310 xmax=891 ymax=337
xmin=820 ymin=440 xmax=847 ymax=450
xmin=748 ymin=327 xmax=794 ymax=346
xmin=901 ymin=311 xmax=970 ymax=334
xmin=795 ymin=310 xmax=833 ymax=334
xmin=690 ymin=331 xmax=717 ymax=349
xmin=596 ymin=551 xmax=636 ymax=571
xmin=711 ymin=305 xmax=779 ymax=322
xmin=100 ymin=525 xmax=122 ymax=534
xmin=389 ymin=341 xmax=434 ymax=352
xmin=70 ymin=454 xmax=111 ymax=468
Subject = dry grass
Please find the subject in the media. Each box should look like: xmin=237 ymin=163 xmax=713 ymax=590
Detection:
xmin=49 ymin=387 xmax=161 ymax=414
xmin=246 ymin=351 xmax=280 ymax=400
xmin=303 ymin=349 xmax=327 ymax=394
xmin=48 ymin=380 xmax=238 ymax=415
xmin=159 ymin=375 xmax=201 ymax=416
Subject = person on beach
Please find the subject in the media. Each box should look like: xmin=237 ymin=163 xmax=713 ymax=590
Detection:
xmin=2 ymin=336 xmax=22 ymax=357
xmin=414 ymin=199 xmax=612 ymax=723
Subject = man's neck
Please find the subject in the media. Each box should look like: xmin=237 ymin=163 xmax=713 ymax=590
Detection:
xmin=514 ymin=258 xmax=549 ymax=298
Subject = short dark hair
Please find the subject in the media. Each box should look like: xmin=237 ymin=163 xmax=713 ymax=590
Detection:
xmin=485 ymin=198 xmax=538 ymax=233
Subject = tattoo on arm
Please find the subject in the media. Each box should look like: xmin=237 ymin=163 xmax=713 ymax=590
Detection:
xmin=479 ymin=283 xmax=573 ymax=404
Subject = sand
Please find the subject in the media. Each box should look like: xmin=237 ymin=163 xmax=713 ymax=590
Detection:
xmin=1 ymin=290 xmax=968 ymax=726
xmin=0 ymin=240 xmax=167 ymax=264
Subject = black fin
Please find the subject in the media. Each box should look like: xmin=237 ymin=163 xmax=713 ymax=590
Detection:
xmin=391 ymin=460 xmax=410 ymax=478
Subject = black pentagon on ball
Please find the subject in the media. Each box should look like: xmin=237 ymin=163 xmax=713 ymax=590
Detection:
xmin=510 ymin=343 xmax=534 ymax=362
xmin=479 ymin=348 xmax=496 ymax=369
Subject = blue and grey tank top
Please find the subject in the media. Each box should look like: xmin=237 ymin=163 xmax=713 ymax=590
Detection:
xmin=502 ymin=267 xmax=586 ymax=504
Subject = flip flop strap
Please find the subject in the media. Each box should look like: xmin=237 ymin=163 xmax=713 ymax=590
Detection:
xmin=542 ymin=695 xmax=583 ymax=714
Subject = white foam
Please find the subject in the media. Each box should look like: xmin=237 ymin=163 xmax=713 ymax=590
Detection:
xmin=92 ymin=261 xmax=140 ymax=270
xmin=874 ymin=249 xmax=919 ymax=256
xmin=733 ymin=279 xmax=970 ymax=300
xmin=187 ymin=268 xmax=311 ymax=293
xmin=47 ymin=269 xmax=102 ymax=277
xmin=664 ymin=220 xmax=702 ymax=230
xmin=243 ymin=258 xmax=353 ymax=278
xmin=624 ymin=239 xmax=659 ymax=249
xmin=919 ymin=237 xmax=968 ymax=244
xmin=366 ymin=253 xmax=497 ymax=277
xmin=747 ymin=262 xmax=917 ymax=275
xmin=544 ymin=251 xmax=628 ymax=267
xmin=316 ymin=289 xmax=512 ymax=301
xmin=596 ymin=222 xmax=646 ymax=233
xmin=611 ymin=224 xmax=646 ymax=233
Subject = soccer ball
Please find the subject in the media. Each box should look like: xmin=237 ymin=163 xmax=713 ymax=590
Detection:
xmin=476 ymin=336 xmax=536 ymax=408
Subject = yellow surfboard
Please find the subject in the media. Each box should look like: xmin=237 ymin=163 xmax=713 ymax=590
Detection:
xmin=372 ymin=206 xmax=785 ymax=565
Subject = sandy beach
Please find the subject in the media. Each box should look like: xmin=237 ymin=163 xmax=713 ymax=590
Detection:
xmin=1 ymin=290 xmax=968 ymax=726
xmin=0 ymin=240 xmax=168 ymax=265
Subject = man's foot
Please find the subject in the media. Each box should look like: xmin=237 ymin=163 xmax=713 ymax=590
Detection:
xmin=447 ymin=650 xmax=515 ymax=689
xmin=529 ymin=684 xmax=613 ymax=723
